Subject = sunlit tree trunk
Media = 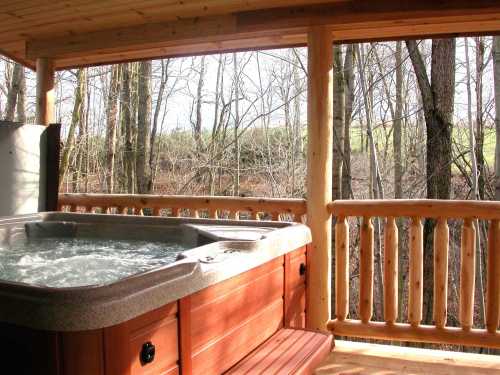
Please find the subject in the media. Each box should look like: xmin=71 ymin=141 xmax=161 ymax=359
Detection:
xmin=60 ymin=69 xmax=86 ymax=187
xmin=342 ymin=44 xmax=354 ymax=199
xmin=332 ymin=44 xmax=345 ymax=201
xmin=494 ymin=36 xmax=500 ymax=201
xmin=105 ymin=66 xmax=120 ymax=193
xmin=4 ymin=63 xmax=23 ymax=122
xmin=406 ymin=39 xmax=456 ymax=324
xmin=136 ymin=60 xmax=152 ymax=194
xmin=121 ymin=64 xmax=134 ymax=194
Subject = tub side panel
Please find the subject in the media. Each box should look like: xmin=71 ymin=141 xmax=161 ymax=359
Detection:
xmin=189 ymin=256 xmax=285 ymax=375
xmin=104 ymin=302 xmax=179 ymax=375
xmin=284 ymin=246 xmax=307 ymax=328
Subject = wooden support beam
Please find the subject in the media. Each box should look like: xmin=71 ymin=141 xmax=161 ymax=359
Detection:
xmin=23 ymin=0 xmax=500 ymax=70
xmin=306 ymin=26 xmax=333 ymax=331
xmin=35 ymin=57 xmax=55 ymax=125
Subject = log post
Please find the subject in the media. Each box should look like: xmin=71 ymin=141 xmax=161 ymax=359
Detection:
xmin=306 ymin=26 xmax=333 ymax=331
xmin=36 ymin=57 xmax=55 ymax=125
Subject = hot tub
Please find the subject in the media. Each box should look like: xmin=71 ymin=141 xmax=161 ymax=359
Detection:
xmin=0 ymin=212 xmax=311 ymax=375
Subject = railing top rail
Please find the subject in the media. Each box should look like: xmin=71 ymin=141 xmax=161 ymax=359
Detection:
xmin=329 ymin=199 xmax=500 ymax=220
xmin=58 ymin=193 xmax=307 ymax=214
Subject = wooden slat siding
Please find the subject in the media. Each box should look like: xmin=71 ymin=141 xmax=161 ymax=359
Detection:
xmin=335 ymin=216 xmax=349 ymax=321
xmin=329 ymin=199 xmax=500 ymax=220
xmin=327 ymin=320 xmax=500 ymax=349
xmin=178 ymin=297 xmax=192 ymax=375
xmin=190 ymin=265 xmax=284 ymax=351
xmin=191 ymin=299 xmax=284 ymax=375
xmin=284 ymin=247 xmax=307 ymax=328
xmin=128 ymin=302 xmax=179 ymax=375
xmin=188 ymin=255 xmax=288 ymax=374
xmin=57 ymin=193 xmax=306 ymax=221
xmin=383 ymin=216 xmax=398 ymax=324
xmin=359 ymin=216 xmax=374 ymax=323
xmin=408 ymin=216 xmax=423 ymax=326
xmin=190 ymin=256 xmax=283 ymax=307
xmin=486 ymin=219 xmax=500 ymax=333
xmin=433 ymin=218 xmax=449 ymax=328
xmin=59 ymin=330 xmax=105 ymax=375
xmin=460 ymin=218 xmax=476 ymax=331
xmin=104 ymin=324 xmax=131 ymax=375
xmin=225 ymin=328 xmax=333 ymax=375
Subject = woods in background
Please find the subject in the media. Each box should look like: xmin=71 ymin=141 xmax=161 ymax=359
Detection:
xmin=1 ymin=37 xmax=500 ymax=349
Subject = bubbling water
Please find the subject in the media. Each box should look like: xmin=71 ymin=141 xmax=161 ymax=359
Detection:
xmin=0 ymin=237 xmax=188 ymax=288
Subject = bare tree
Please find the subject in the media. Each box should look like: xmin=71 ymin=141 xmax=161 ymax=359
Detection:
xmin=136 ymin=60 xmax=152 ymax=194
xmin=105 ymin=66 xmax=120 ymax=193
xmin=406 ymin=39 xmax=456 ymax=324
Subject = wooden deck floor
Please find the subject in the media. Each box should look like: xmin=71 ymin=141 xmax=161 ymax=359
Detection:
xmin=315 ymin=340 xmax=500 ymax=375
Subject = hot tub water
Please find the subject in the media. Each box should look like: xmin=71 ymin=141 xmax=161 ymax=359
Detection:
xmin=0 ymin=237 xmax=188 ymax=288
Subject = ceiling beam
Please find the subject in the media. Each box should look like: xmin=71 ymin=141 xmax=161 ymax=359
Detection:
xmin=26 ymin=0 xmax=500 ymax=69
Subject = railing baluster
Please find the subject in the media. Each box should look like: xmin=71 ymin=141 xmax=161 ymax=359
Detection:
xmin=231 ymin=211 xmax=239 ymax=220
xmin=192 ymin=209 xmax=199 ymax=218
xmin=486 ymin=219 xmax=500 ymax=333
xmin=460 ymin=218 xmax=475 ymax=331
xmin=434 ymin=218 xmax=449 ymax=328
xmin=208 ymin=208 xmax=218 ymax=219
xmin=409 ymin=216 xmax=423 ymax=327
xmin=360 ymin=216 xmax=374 ymax=323
xmin=384 ymin=216 xmax=398 ymax=324
xmin=335 ymin=216 xmax=349 ymax=321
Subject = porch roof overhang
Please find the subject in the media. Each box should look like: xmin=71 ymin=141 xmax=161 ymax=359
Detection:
xmin=2 ymin=0 xmax=500 ymax=70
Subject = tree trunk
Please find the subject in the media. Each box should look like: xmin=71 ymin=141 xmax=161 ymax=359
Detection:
xmin=233 ymin=53 xmax=240 ymax=196
xmin=4 ymin=63 xmax=23 ymax=122
xmin=494 ymin=36 xmax=500 ymax=201
xmin=332 ymin=44 xmax=345 ymax=201
xmin=136 ymin=60 xmax=152 ymax=194
xmin=342 ymin=44 xmax=354 ymax=199
xmin=105 ymin=65 xmax=120 ymax=193
xmin=121 ymin=64 xmax=135 ymax=194
xmin=59 ymin=69 xmax=86 ymax=186
xmin=406 ymin=38 xmax=455 ymax=324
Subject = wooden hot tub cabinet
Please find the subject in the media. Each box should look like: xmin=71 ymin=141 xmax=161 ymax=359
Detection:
xmin=0 ymin=246 xmax=308 ymax=375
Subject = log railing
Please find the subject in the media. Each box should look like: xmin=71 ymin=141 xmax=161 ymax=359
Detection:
xmin=327 ymin=199 xmax=500 ymax=349
xmin=57 ymin=193 xmax=307 ymax=222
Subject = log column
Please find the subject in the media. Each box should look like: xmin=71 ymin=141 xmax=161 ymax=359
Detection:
xmin=36 ymin=57 xmax=55 ymax=125
xmin=306 ymin=26 xmax=333 ymax=331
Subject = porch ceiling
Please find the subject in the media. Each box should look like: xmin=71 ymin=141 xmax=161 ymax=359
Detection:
xmin=2 ymin=0 xmax=500 ymax=70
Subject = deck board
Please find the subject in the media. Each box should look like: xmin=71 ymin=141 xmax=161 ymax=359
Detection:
xmin=315 ymin=340 xmax=500 ymax=375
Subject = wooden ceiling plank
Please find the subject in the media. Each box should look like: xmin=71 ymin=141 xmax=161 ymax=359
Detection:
xmin=26 ymin=0 xmax=500 ymax=60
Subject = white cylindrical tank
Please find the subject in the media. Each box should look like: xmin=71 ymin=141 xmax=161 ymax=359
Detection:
xmin=0 ymin=121 xmax=47 ymax=216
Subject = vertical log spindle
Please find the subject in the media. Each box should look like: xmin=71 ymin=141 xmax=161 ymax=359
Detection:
xmin=409 ymin=217 xmax=423 ymax=326
xmin=486 ymin=219 xmax=500 ymax=333
xmin=384 ymin=216 xmax=398 ymax=324
xmin=460 ymin=218 xmax=476 ymax=331
xmin=433 ymin=218 xmax=449 ymax=328
xmin=360 ymin=216 xmax=374 ymax=323
xmin=335 ymin=216 xmax=349 ymax=321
